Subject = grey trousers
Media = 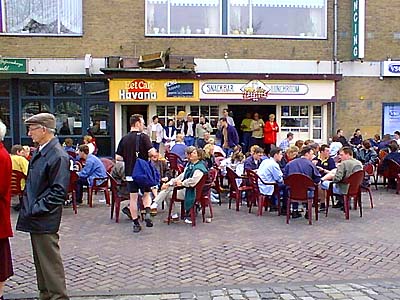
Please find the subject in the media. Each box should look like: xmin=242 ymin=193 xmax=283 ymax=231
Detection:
xmin=153 ymin=186 xmax=186 ymax=214
xmin=31 ymin=233 xmax=69 ymax=300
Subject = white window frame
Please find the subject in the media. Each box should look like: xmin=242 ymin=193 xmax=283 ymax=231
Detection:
xmin=0 ymin=0 xmax=83 ymax=36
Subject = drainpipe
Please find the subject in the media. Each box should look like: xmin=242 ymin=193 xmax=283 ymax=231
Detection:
xmin=331 ymin=0 xmax=338 ymax=138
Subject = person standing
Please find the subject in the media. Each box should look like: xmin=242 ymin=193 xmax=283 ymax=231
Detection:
xmin=0 ymin=121 xmax=13 ymax=300
xmin=278 ymin=132 xmax=294 ymax=153
xmin=220 ymin=117 xmax=239 ymax=156
xmin=196 ymin=115 xmax=212 ymax=149
xmin=336 ymin=128 xmax=349 ymax=147
xmin=240 ymin=112 xmax=253 ymax=153
xmin=263 ymin=113 xmax=279 ymax=155
xmin=250 ymin=113 xmax=265 ymax=149
xmin=163 ymin=119 xmax=177 ymax=152
xmin=16 ymin=113 xmax=70 ymax=300
xmin=116 ymin=114 xmax=157 ymax=233
xmin=222 ymin=108 xmax=235 ymax=126
xmin=149 ymin=115 xmax=164 ymax=151
xmin=181 ymin=114 xmax=196 ymax=146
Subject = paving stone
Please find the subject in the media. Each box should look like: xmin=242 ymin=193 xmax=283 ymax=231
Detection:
xmin=279 ymin=294 xmax=295 ymax=300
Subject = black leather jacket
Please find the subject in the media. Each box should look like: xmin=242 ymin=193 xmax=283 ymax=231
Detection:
xmin=16 ymin=138 xmax=70 ymax=234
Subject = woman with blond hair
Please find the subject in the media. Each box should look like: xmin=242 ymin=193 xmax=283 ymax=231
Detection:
xmin=263 ymin=113 xmax=279 ymax=155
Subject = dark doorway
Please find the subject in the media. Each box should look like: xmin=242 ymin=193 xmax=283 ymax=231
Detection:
xmin=228 ymin=104 xmax=276 ymax=145
xmin=124 ymin=105 xmax=148 ymax=132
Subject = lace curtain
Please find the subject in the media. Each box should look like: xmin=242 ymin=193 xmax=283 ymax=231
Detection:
xmin=5 ymin=0 xmax=82 ymax=34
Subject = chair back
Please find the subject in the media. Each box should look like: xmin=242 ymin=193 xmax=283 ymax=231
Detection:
xmin=195 ymin=174 xmax=209 ymax=201
xmin=68 ymin=171 xmax=78 ymax=193
xmin=379 ymin=150 xmax=388 ymax=160
xmin=246 ymin=169 xmax=260 ymax=196
xmin=11 ymin=170 xmax=27 ymax=198
xmin=165 ymin=152 xmax=184 ymax=174
xmin=226 ymin=167 xmax=240 ymax=193
xmin=100 ymin=157 xmax=115 ymax=173
xmin=384 ymin=159 xmax=400 ymax=179
xmin=342 ymin=170 xmax=364 ymax=196
xmin=363 ymin=164 xmax=374 ymax=176
xmin=67 ymin=150 xmax=77 ymax=159
xmin=284 ymin=173 xmax=316 ymax=201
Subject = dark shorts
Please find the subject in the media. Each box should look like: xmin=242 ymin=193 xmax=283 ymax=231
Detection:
xmin=0 ymin=238 xmax=14 ymax=281
xmin=127 ymin=181 xmax=151 ymax=193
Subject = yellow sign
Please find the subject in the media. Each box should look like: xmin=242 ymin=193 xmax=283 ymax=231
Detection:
xmin=109 ymin=79 xmax=199 ymax=102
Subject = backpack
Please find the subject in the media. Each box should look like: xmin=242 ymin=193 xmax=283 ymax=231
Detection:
xmin=131 ymin=133 xmax=160 ymax=188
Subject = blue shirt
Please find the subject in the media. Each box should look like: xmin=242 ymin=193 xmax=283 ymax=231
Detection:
xmin=78 ymin=154 xmax=107 ymax=186
xmin=244 ymin=156 xmax=261 ymax=172
xmin=170 ymin=143 xmax=187 ymax=162
xmin=284 ymin=157 xmax=321 ymax=184
xmin=279 ymin=139 xmax=290 ymax=152
xmin=258 ymin=158 xmax=283 ymax=195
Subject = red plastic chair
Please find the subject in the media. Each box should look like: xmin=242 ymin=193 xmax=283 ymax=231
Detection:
xmin=284 ymin=173 xmax=319 ymax=225
xmin=67 ymin=171 xmax=79 ymax=214
xmin=226 ymin=167 xmax=253 ymax=212
xmin=325 ymin=170 xmax=364 ymax=220
xmin=100 ymin=157 xmax=115 ymax=173
xmin=199 ymin=169 xmax=217 ymax=222
xmin=382 ymin=159 xmax=400 ymax=193
xmin=108 ymin=172 xmax=130 ymax=223
xmin=360 ymin=164 xmax=374 ymax=208
xmin=246 ymin=169 xmax=280 ymax=216
xmin=165 ymin=152 xmax=184 ymax=177
xmin=11 ymin=170 xmax=27 ymax=201
xmin=167 ymin=174 xmax=208 ymax=227
xmin=88 ymin=176 xmax=110 ymax=207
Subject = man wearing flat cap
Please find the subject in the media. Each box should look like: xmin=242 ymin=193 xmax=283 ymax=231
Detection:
xmin=16 ymin=113 xmax=70 ymax=300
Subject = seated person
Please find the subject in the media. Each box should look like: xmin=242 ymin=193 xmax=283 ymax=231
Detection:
xmin=329 ymin=135 xmax=343 ymax=158
xmin=257 ymin=147 xmax=285 ymax=209
xmin=378 ymin=142 xmax=400 ymax=188
xmin=170 ymin=133 xmax=187 ymax=163
xmin=83 ymin=135 xmax=97 ymax=155
xmin=279 ymin=145 xmax=299 ymax=170
xmin=315 ymin=144 xmax=336 ymax=175
xmin=320 ymin=146 xmax=363 ymax=208
xmin=150 ymin=151 xmax=171 ymax=199
xmin=22 ymin=145 xmax=32 ymax=161
xmin=10 ymin=144 xmax=29 ymax=190
xmin=357 ymin=140 xmax=378 ymax=165
xmin=75 ymin=144 xmax=107 ymax=204
xmin=244 ymin=146 xmax=263 ymax=172
xmin=152 ymin=146 xmax=208 ymax=224
xmin=64 ymin=137 xmax=77 ymax=159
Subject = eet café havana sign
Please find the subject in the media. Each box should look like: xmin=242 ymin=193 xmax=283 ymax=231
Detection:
xmin=109 ymin=79 xmax=199 ymax=102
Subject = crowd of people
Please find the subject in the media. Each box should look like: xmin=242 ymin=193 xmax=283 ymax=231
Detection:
xmin=2 ymin=109 xmax=400 ymax=300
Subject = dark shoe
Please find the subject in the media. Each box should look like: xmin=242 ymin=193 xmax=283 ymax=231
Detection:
xmin=333 ymin=202 xmax=343 ymax=209
xmin=304 ymin=211 xmax=309 ymax=219
xmin=319 ymin=203 xmax=326 ymax=212
xmin=145 ymin=218 xmax=153 ymax=227
xmin=269 ymin=206 xmax=278 ymax=212
xmin=291 ymin=211 xmax=302 ymax=219
xmin=133 ymin=223 xmax=142 ymax=233
xmin=280 ymin=207 xmax=287 ymax=215
xmin=122 ymin=207 xmax=132 ymax=220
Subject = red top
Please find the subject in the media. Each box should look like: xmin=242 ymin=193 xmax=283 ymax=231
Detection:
xmin=0 ymin=142 xmax=13 ymax=238
xmin=263 ymin=121 xmax=279 ymax=144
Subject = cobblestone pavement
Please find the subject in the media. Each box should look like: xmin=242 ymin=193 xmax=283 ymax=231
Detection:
xmin=5 ymin=188 xmax=400 ymax=299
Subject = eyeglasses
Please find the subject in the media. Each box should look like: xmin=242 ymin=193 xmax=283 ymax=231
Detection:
xmin=28 ymin=126 xmax=43 ymax=132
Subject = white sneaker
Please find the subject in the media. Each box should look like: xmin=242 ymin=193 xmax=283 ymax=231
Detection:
xmin=211 ymin=195 xmax=220 ymax=203
xmin=184 ymin=218 xmax=192 ymax=224
xmin=150 ymin=202 xmax=158 ymax=209
xmin=171 ymin=213 xmax=179 ymax=219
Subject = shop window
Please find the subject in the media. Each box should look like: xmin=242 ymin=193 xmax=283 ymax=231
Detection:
xmin=312 ymin=105 xmax=322 ymax=140
xmin=85 ymin=82 xmax=108 ymax=96
xmin=281 ymin=105 xmax=309 ymax=131
xmin=54 ymin=83 xmax=82 ymax=96
xmin=21 ymin=81 xmax=51 ymax=96
xmin=146 ymin=0 xmax=326 ymax=38
xmin=190 ymin=105 xmax=219 ymax=129
xmin=156 ymin=105 xmax=186 ymax=126
xmin=1 ymin=0 xmax=82 ymax=35
xmin=54 ymin=100 xmax=82 ymax=136
xmin=22 ymin=100 xmax=51 ymax=134
xmin=89 ymin=104 xmax=110 ymax=136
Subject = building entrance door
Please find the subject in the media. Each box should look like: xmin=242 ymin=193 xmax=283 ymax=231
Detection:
xmin=122 ymin=105 xmax=148 ymax=133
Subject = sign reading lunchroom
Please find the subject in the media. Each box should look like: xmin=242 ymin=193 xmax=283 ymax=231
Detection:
xmin=0 ymin=58 xmax=27 ymax=73
xmin=109 ymin=79 xmax=199 ymax=102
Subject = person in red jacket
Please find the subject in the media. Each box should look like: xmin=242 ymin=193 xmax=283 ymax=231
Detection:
xmin=0 ymin=120 xmax=13 ymax=300
xmin=263 ymin=113 xmax=279 ymax=155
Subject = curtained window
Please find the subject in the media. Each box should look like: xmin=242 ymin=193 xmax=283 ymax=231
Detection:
xmin=1 ymin=0 xmax=82 ymax=35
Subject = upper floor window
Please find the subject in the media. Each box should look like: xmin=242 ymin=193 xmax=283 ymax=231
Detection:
xmin=0 ymin=0 xmax=82 ymax=35
xmin=145 ymin=0 xmax=326 ymax=38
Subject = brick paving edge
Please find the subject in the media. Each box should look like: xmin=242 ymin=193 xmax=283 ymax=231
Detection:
xmin=7 ymin=277 xmax=400 ymax=299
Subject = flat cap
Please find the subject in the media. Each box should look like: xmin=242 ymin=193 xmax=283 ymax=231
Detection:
xmin=25 ymin=113 xmax=56 ymax=129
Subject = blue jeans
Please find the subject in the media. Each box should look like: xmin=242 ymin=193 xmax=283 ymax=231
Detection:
xmin=184 ymin=136 xmax=195 ymax=146
xmin=242 ymin=132 xmax=252 ymax=153
xmin=223 ymin=147 xmax=234 ymax=157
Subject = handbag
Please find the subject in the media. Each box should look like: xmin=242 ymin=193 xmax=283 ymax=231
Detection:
xmin=131 ymin=133 xmax=160 ymax=188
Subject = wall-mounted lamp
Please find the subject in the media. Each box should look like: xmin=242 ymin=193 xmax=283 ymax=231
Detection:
xmin=359 ymin=95 xmax=365 ymax=100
